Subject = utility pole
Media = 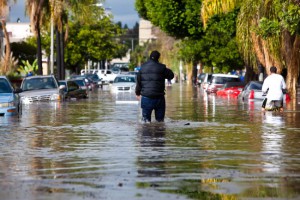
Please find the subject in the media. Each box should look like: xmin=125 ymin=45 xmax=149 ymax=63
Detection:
xmin=50 ymin=17 xmax=54 ymax=74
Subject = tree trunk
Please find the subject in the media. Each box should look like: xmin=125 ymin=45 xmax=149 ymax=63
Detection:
xmin=56 ymin=28 xmax=61 ymax=80
xmin=244 ymin=64 xmax=257 ymax=83
xmin=37 ymin=23 xmax=43 ymax=75
xmin=282 ymin=31 xmax=300 ymax=99
xmin=1 ymin=19 xmax=11 ymax=74
xmin=60 ymin=31 xmax=65 ymax=80
xmin=251 ymin=33 xmax=266 ymax=68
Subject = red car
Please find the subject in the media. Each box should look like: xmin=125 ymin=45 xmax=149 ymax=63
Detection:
xmin=216 ymin=82 xmax=246 ymax=98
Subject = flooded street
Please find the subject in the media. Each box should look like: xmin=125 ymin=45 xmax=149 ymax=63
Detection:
xmin=1 ymin=83 xmax=300 ymax=200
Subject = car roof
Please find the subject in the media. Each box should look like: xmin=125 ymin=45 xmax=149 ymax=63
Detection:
xmin=0 ymin=76 xmax=9 ymax=80
xmin=250 ymin=81 xmax=263 ymax=84
xmin=115 ymin=74 xmax=136 ymax=77
xmin=212 ymin=73 xmax=239 ymax=78
xmin=224 ymin=81 xmax=245 ymax=87
xmin=23 ymin=75 xmax=54 ymax=79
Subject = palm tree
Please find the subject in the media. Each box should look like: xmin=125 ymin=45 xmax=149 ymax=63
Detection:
xmin=26 ymin=0 xmax=46 ymax=75
xmin=201 ymin=0 xmax=300 ymax=98
xmin=48 ymin=0 xmax=96 ymax=79
xmin=0 ymin=0 xmax=16 ymax=75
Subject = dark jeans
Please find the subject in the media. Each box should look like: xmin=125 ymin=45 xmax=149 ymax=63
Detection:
xmin=141 ymin=96 xmax=166 ymax=122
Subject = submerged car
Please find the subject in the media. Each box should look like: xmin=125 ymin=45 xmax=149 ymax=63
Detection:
xmin=238 ymin=80 xmax=290 ymax=104
xmin=197 ymin=73 xmax=207 ymax=86
xmin=216 ymin=82 xmax=246 ymax=98
xmin=70 ymin=78 xmax=89 ymax=91
xmin=238 ymin=81 xmax=264 ymax=101
xmin=0 ymin=76 xmax=22 ymax=116
xmin=70 ymin=75 xmax=96 ymax=91
xmin=206 ymin=74 xmax=241 ymax=93
xmin=110 ymin=74 xmax=136 ymax=93
xmin=19 ymin=75 xmax=64 ymax=104
xmin=98 ymin=69 xmax=119 ymax=84
xmin=59 ymin=80 xmax=88 ymax=100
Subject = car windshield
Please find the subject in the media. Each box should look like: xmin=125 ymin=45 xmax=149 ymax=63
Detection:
xmin=73 ymin=79 xmax=84 ymax=86
xmin=22 ymin=77 xmax=57 ymax=91
xmin=114 ymin=76 xmax=135 ymax=83
xmin=249 ymin=82 xmax=262 ymax=90
xmin=86 ymin=74 xmax=100 ymax=81
xmin=0 ymin=79 xmax=12 ymax=93
xmin=212 ymin=77 xmax=240 ymax=84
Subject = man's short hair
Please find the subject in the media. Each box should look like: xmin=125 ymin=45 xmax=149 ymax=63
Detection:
xmin=270 ymin=66 xmax=277 ymax=73
xmin=150 ymin=50 xmax=160 ymax=61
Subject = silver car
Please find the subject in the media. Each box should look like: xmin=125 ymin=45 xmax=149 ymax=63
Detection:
xmin=19 ymin=75 xmax=65 ymax=104
xmin=110 ymin=74 xmax=136 ymax=93
xmin=238 ymin=81 xmax=264 ymax=101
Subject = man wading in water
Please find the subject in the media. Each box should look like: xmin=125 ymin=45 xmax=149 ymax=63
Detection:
xmin=135 ymin=50 xmax=174 ymax=122
xmin=261 ymin=66 xmax=286 ymax=112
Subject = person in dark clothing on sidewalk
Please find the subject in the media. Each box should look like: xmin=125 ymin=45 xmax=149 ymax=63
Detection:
xmin=135 ymin=50 xmax=174 ymax=122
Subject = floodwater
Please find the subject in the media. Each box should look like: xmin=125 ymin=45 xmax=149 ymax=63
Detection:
xmin=1 ymin=83 xmax=300 ymax=200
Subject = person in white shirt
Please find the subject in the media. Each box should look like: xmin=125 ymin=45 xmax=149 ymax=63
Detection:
xmin=261 ymin=66 xmax=286 ymax=112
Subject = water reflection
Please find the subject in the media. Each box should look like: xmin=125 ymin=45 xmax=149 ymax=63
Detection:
xmin=261 ymin=112 xmax=285 ymax=173
xmin=137 ymin=123 xmax=166 ymax=180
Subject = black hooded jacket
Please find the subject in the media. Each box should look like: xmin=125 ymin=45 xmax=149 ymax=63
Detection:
xmin=135 ymin=59 xmax=174 ymax=98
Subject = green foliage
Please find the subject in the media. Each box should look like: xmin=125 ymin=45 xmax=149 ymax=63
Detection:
xmin=280 ymin=2 xmax=300 ymax=35
xmin=17 ymin=59 xmax=38 ymax=76
xmin=135 ymin=0 xmax=203 ymax=38
xmin=179 ymin=10 xmax=244 ymax=72
xmin=64 ymin=15 xmax=125 ymax=70
xmin=11 ymin=41 xmax=37 ymax=66
xmin=256 ymin=1 xmax=300 ymax=38
xmin=257 ymin=17 xmax=281 ymax=39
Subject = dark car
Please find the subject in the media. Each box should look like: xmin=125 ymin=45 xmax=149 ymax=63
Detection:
xmin=70 ymin=78 xmax=89 ymax=91
xmin=197 ymin=73 xmax=207 ymax=86
xmin=59 ymin=80 xmax=88 ymax=100
xmin=201 ymin=73 xmax=213 ymax=90
xmin=84 ymin=73 xmax=102 ymax=88
xmin=70 ymin=75 xmax=96 ymax=91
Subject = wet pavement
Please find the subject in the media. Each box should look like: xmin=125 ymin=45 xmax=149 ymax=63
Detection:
xmin=1 ymin=83 xmax=300 ymax=200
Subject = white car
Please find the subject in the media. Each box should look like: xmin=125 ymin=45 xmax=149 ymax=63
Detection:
xmin=110 ymin=75 xmax=136 ymax=93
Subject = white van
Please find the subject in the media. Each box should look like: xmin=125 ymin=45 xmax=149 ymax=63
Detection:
xmin=80 ymin=69 xmax=119 ymax=84
xmin=97 ymin=69 xmax=119 ymax=84
xmin=206 ymin=74 xmax=240 ymax=93
xmin=80 ymin=69 xmax=98 ymax=75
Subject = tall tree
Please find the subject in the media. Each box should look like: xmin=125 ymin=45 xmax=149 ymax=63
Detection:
xmin=26 ymin=0 xmax=46 ymax=75
xmin=64 ymin=3 xmax=125 ymax=73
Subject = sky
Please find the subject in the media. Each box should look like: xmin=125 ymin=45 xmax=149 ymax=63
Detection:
xmin=8 ymin=0 xmax=140 ymax=28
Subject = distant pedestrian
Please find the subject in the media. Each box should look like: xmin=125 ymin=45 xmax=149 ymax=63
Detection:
xmin=135 ymin=50 xmax=174 ymax=122
xmin=261 ymin=66 xmax=286 ymax=112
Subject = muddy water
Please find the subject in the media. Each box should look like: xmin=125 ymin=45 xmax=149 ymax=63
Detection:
xmin=1 ymin=83 xmax=300 ymax=200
